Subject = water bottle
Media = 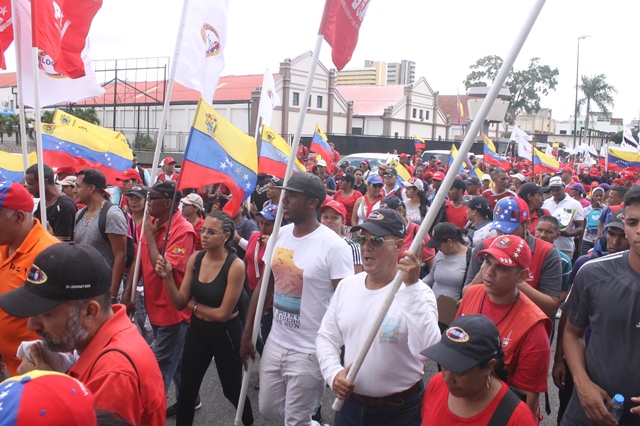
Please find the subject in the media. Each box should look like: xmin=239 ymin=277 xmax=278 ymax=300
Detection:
xmin=606 ymin=394 xmax=624 ymax=422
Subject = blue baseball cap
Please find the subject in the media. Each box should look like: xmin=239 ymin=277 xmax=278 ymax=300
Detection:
xmin=491 ymin=197 xmax=529 ymax=234
xmin=256 ymin=204 xmax=277 ymax=221
xmin=367 ymin=175 xmax=383 ymax=185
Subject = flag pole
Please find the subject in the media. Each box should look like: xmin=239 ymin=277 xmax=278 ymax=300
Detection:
xmin=234 ymin=34 xmax=325 ymax=426
xmin=31 ymin=47 xmax=47 ymax=228
xmin=11 ymin=0 xmax=29 ymax=170
xmin=331 ymin=0 xmax=549 ymax=412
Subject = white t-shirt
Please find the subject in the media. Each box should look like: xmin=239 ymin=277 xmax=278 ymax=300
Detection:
xmin=266 ymin=223 xmax=353 ymax=353
xmin=316 ymin=273 xmax=440 ymax=397
xmin=543 ymin=195 xmax=585 ymax=251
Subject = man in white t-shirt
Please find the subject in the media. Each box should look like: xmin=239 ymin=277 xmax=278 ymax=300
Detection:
xmin=542 ymin=176 xmax=585 ymax=258
xmin=240 ymin=172 xmax=353 ymax=425
xmin=316 ymin=208 xmax=440 ymax=425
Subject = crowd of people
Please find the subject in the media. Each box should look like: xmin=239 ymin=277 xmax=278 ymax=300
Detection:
xmin=0 ymin=144 xmax=640 ymax=426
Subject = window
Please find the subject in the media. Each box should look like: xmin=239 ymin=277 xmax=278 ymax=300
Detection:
xmin=293 ymin=92 xmax=299 ymax=106
xmin=560 ymin=130 xmax=567 ymax=135
xmin=419 ymin=110 xmax=424 ymax=120
xmin=308 ymin=95 xmax=312 ymax=108
xmin=317 ymin=96 xmax=323 ymax=109
xmin=425 ymin=111 xmax=430 ymax=120
xmin=412 ymin=108 xmax=417 ymax=118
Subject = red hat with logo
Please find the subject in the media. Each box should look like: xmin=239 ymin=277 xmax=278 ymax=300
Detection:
xmin=562 ymin=166 xmax=572 ymax=174
xmin=478 ymin=234 xmax=532 ymax=269
xmin=320 ymin=200 xmax=347 ymax=219
xmin=0 ymin=181 xmax=34 ymax=212
xmin=612 ymin=178 xmax=624 ymax=185
xmin=589 ymin=168 xmax=600 ymax=177
xmin=621 ymin=171 xmax=635 ymax=181
xmin=432 ymin=171 xmax=445 ymax=181
xmin=115 ymin=168 xmax=142 ymax=182
xmin=160 ymin=156 xmax=177 ymax=166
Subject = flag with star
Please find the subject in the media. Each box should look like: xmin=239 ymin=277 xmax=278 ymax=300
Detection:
xmin=40 ymin=122 xmax=132 ymax=185
xmin=178 ymin=99 xmax=257 ymax=214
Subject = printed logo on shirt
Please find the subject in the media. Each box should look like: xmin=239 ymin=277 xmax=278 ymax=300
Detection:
xmin=502 ymin=330 xmax=513 ymax=347
xmin=272 ymin=247 xmax=303 ymax=329
xmin=379 ymin=316 xmax=401 ymax=343
xmin=171 ymin=247 xmax=186 ymax=256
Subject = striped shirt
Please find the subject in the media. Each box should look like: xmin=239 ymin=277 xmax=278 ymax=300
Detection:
xmin=344 ymin=236 xmax=362 ymax=266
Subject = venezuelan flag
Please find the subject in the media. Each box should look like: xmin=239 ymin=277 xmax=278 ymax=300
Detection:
xmin=259 ymin=126 xmax=305 ymax=179
xmin=178 ymin=99 xmax=257 ymax=215
xmin=533 ymin=148 xmax=560 ymax=175
xmin=310 ymin=125 xmax=332 ymax=162
xmin=484 ymin=136 xmax=497 ymax=153
xmin=607 ymin=147 xmax=640 ymax=172
xmin=386 ymin=158 xmax=411 ymax=182
xmin=53 ymin=109 xmax=128 ymax=147
xmin=483 ymin=143 xmax=510 ymax=170
xmin=414 ymin=135 xmax=425 ymax=151
xmin=448 ymin=144 xmax=466 ymax=173
xmin=40 ymin=123 xmax=132 ymax=185
xmin=0 ymin=151 xmax=37 ymax=182
xmin=470 ymin=164 xmax=483 ymax=180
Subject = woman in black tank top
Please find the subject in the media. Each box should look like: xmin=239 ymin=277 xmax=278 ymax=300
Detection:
xmin=156 ymin=210 xmax=254 ymax=426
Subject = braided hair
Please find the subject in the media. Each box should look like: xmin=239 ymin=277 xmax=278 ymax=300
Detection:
xmin=207 ymin=210 xmax=236 ymax=253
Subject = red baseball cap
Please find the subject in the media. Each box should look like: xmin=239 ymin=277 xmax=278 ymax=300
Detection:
xmin=0 ymin=181 xmax=34 ymax=212
xmin=161 ymin=156 xmax=177 ymax=166
xmin=589 ymin=168 xmax=599 ymax=177
xmin=423 ymin=171 xmax=434 ymax=179
xmin=432 ymin=171 xmax=445 ymax=181
xmin=562 ymin=166 xmax=572 ymax=173
xmin=399 ymin=153 xmax=408 ymax=158
xmin=612 ymin=178 xmax=623 ymax=185
xmin=320 ymin=200 xmax=347 ymax=219
xmin=478 ymin=234 xmax=532 ymax=269
xmin=115 ymin=168 xmax=142 ymax=182
xmin=621 ymin=171 xmax=635 ymax=181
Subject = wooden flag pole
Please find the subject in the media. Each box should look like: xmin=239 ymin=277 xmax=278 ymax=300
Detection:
xmin=331 ymin=0 xmax=549 ymax=412
xmin=234 ymin=33 xmax=325 ymax=426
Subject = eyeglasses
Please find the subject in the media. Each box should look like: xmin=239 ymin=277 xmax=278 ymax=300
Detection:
xmin=199 ymin=228 xmax=226 ymax=236
xmin=353 ymin=235 xmax=397 ymax=249
xmin=383 ymin=174 xmax=393 ymax=178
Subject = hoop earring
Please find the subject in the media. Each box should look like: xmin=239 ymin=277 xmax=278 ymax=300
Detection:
xmin=486 ymin=375 xmax=491 ymax=389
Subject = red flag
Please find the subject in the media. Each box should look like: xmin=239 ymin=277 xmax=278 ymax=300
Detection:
xmin=0 ymin=0 xmax=13 ymax=69
xmin=31 ymin=0 xmax=102 ymax=78
xmin=318 ymin=0 xmax=370 ymax=71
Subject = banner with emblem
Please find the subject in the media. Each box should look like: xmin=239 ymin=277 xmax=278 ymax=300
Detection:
xmin=0 ymin=0 xmax=12 ymax=69
xmin=178 ymin=99 xmax=257 ymax=215
xmin=174 ymin=0 xmax=228 ymax=103
xmin=318 ymin=0 xmax=370 ymax=70
xmin=257 ymin=68 xmax=280 ymax=127
xmin=14 ymin=0 xmax=104 ymax=107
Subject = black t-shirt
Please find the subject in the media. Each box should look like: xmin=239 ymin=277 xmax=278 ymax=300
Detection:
xmin=34 ymin=194 xmax=77 ymax=242
xmin=251 ymin=176 xmax=271 ymax=213
xmin=563 ymin=251 xmax=640 ymax=425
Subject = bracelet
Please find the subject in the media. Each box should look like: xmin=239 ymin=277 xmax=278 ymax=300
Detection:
xmin=192 ymin=303 xmax=199 ymax=313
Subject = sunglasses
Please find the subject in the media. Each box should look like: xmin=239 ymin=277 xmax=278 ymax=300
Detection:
xmin=353 ymin=235 xmax=397 ymax=249
xmin=199 ymin=228 xmax=226 ymax=236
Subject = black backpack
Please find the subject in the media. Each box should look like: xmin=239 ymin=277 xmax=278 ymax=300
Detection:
xmin=76 ymin=201 xmax=136 ymax=268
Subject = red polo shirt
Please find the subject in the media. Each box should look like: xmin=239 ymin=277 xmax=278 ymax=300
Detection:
xmin=69 ymin=306 xmax=166 ymax=425
xmin=141 ymin=213 xmax=196 ymax=326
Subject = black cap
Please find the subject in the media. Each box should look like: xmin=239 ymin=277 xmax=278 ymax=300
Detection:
xmin=382 ymin=167 xmax=398 ymax=176
xmin=426 ymin=222 xmax=461 ymax=248
xmin=466 ymin=176 xmax=481 ymax=186
xmin=420 ymin=315 xmax=501 ymax=373
xmin=0 ymin=244 xmax=112 ymax=317
xmin=606 ymin=209 xmax=625 ymax=231
xmin=275 ymin=172 xmax=326 ymax=203
xmin=462 ymin=196 xmax=492 ymax=217
xmin=269 ymin=176 xmax=284 ymax=186
xmin=379 ymin=195 xmax=403 ymax=210
xmin=78 ymin=168 xmax=107 ymax=190
xmin=519 ymin=183 xmax=551 ymax=202
xmin=451 ymin=178 xmax=467 ymax=191
xmin=338 ymin=173 xmax=355 ymax=185
xmin=350 ymin=208 xmax=405 ymax=238
xmin=125 ymin=184 xmax=148 ymax=199
xmin=149 ymin=180 xmax=179 ymax=199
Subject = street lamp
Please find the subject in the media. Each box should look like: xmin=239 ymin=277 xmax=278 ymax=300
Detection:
xmin=573 ymin=35 xmax=590 ymax=148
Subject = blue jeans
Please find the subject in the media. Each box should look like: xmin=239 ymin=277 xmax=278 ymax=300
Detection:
xmin=151 ymin=321 xmax=189 ymax=397
xmin=335 ymin=381 xmax=424 ymax=426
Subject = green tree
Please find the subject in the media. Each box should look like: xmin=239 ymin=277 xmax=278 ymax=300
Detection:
xmin=577 ymin=74 xmax=617 ymax=135
xmin=463 ymin=55 xmax=559 ymax=123
xmin=70 ymin=107 xmax=100 ymax=125
xmin=41 ymin=110 xmax=55 ymax=123
xmin=3 ymin=114 xmax=20 ymax=145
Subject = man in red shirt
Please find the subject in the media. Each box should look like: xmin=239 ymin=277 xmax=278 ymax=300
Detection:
xmin=445 ymin=178 xmax=468 ymax=228
xmin=1 ymin=244 xmax=165 ymax=425
xmin=156 ymin=157 xmax=179 ymax=182
xmin=482 ymin=168 xmax=517 ymax=210
xmin=457 ymin=235 xmax=551 ymax=414
xmin=115 ymin=168 xmax=142 ymax=210
xmin=518 ymin=183 xmax=551 ymax=234
xmin=122 ymin=180 xmax=196 ymax=414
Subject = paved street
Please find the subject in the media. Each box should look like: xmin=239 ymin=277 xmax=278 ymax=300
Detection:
xmin=166 ymin=334 xmax=561 ymax=425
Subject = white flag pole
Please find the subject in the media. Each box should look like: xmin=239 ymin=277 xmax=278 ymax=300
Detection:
xmin=234 ymin=34 xmax=324 ymax=426
xmin=31 ymin=47 xmax=47 ymax=228
xmin=331 ymin=0 xmax=549 ymax=412
xmin=10 ymin=0 xmax=29 ymax=170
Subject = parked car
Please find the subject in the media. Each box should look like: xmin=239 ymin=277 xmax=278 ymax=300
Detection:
xmin=340 ymin=152 xmax=396 ymax=176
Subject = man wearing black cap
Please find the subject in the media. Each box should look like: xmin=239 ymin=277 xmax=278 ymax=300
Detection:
xmin=73 ymin=169 xmax=128 ymax=302
xmin=1 ymin=244 xmax=165 ymax=425
xmin=122 ymin=179 xmax=196 ymax=412
xmin=518 ymin=182 xmax=551 ymax=234
xmin=316 ymin=208 xmax=440 ymax=425
xmin=463 ymin=176 xmax=481 ymax=201
xmin=240 ymin=172 xmax=353 ymax=425
xmin=381 ymin=167 xmax=403 ymax=198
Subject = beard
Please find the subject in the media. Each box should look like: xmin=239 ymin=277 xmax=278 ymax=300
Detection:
xmin=37 ymin=305 xmax=89 ymax=353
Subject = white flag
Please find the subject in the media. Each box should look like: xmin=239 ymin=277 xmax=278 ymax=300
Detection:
xmin=545 ymin=145 xmax=554 ymax=156
xmin=14 ymin=0 xmax=104 ymax=107
xmin=174 ymin=0 xmax=228 ymax=103
xmin=583 ymin=150 xmax=592 ymax=166
xmin=257 ymin=68 xmax=280 ymax=127
xmin=510 ymin=124 xmax=532 ymax=161
xmin=623 ymin=126 xmax=639 ymax=150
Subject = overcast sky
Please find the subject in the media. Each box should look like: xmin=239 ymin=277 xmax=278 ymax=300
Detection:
xmin=6 ymin=0 xmax=638 ymax=124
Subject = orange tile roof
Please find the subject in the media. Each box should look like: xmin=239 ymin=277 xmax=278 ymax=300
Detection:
xmin=335 ymin=85 xmax=405 ymax=116
xmin=438 ymin=95 xmax=470 ymax=123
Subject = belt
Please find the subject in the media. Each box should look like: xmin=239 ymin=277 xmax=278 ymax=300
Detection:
xmin=353 ymin=381 xmax=422 ymax=410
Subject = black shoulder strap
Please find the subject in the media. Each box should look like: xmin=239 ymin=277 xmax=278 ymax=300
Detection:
xmin=75 ymin=206 xmax=88 ymax=225
xmin=487 ymin=387 xmax=522 ymax=426
xmin=89 ymin=348 xmax=142 ymax=397
xmin=193 ymin=250 xmax=206 ymax=273
xmin=97 ymin=201 xmax=115 ymax=241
